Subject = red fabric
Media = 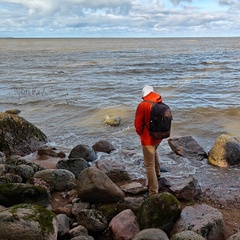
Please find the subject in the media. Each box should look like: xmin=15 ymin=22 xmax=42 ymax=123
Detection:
xmin=134 ymin=91 xmax=163 ymax=146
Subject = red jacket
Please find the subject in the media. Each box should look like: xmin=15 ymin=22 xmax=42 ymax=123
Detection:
xmin=134 ymin=91 xmax=163 ymax=146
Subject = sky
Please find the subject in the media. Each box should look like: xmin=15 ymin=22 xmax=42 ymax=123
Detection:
xmin=0 ymin=0 xmax=239 ymax=38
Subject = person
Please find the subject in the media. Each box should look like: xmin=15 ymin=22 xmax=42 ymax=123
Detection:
xmin=134 ymin=85 xmax=163 ymax=196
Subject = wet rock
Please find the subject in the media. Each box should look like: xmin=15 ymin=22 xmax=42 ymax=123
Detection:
xmin=76 ymin=209 xmax=108 ymax=232
xmin=0 ymin=183 xmax=50 ymax=207
xmin=171 ymin=203 xmax=225 ymax=240
xmin=137 ymin=192 xmax=181 ymax=231
xmin=0 ymin=151 xmax=6 ymax=163
xmin=109 ymin=209 xmax=140 ymax=240
xmin=168 ymin=136 xmax=207 ymax=160
xmin=103 ymin=115 xmax=121 ymax=126
xmin=170 ymin=230 xmax=207 ymax=240
xmin=120 ymin=181 xmax=148 ymax=194
xmin=76 ymin=167 xmax=125 ymax=204
xmin=33 ymin=169 xmax=75 ymax=191
xmin=56 ymin=158 xmax=90 ymax=178
xmin=0 ymin=173 xmax=22 ymax=183
xmin=9 ymin=164 xmax=34 ymax=182
xmin=68 ymin=144 xmax=97 ymax=162
xmin=132 ymin=228 xmax=169 ymax=240
xmin=92 ymin=140 xmax=115 ymax=153
xmin=208 ymin=134 xmax=240 ymax=168
xmin=0 ymin=203 xmax=57 ymax=240
xmin=0 ymin=112 xmax=48 ymax=157
xmin=37 ymin=146 xmax=66 ymax=159
xmin=56 ymin=214 xmax=70 ymax=239
xmin=170 ymin=176 xmax=201 ymax=201
xmin=69 ymin=225 xmax=89 ymax=239
xmin=105 ymin=169 xmax=131 ymax=183
xmin=116 ymin=197 xmax=144 ymax=214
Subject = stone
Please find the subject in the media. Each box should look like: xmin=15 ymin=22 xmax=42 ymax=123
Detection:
xmin=68 ymin=144 xmax=97 ymax=162
xmin=56 ymin=214 xmax=70 ymax=238
xmin=137 ymin=192 xmax=181 ymax=232
xmin=132 ymin=228 xmax=169 ymax=240
xmin=76 ymin=209 xmax=108 ymax=232
xmin=120 ymin=182 xmax=148 ymax=194
xmin=227 ymin=232 xmax=240 ymax=240
xmin=116 ymin=197 xmax=144 ymax=214
xmin=92 ymin=140 xmax=115 ymax=153
xmin=170 ymin=176 xmax=201 ymax=201
xmin=56 ymin=158 xmax=90 ymax=178
xmin=33 ymin=169 xmax=75 ymax=191
xmin=170 ymin=230 xmax=207 ymax=240
xmin=208 ymin=134 xmax=240 ymax=167
xmin=76 ymin=167 xmax=125 ymax=204
xmin=103 ymin=115 xmax=121 ymax=126
xmin=168 ymin=136 xmax=207 ymax=160
xmin=0 ymin=203 xmax=57 ymax=240
xmin=0 ymin=183 xmax=50 ymax=207
xmin=109 ymin=209 xmax=140 ymax=240
xmin=0 ymin=112 xmax=48 ymax=157
xmin=171 ymin=203 xmax=225 ymax=240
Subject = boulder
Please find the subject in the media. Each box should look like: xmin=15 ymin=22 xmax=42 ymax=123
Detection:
xmin=76 ymin=167 xmax=125 ymax=204
xmin=171 ymin=203 xmax=225 ymax=240
xmin=120 ymin=182 xmax=148 ymax=195
xmin=109 ymin=209 xmax=140 ymax=240
xmin=116 ymin=197 xmax=144 ymax=214
xmin=0 ymin=112 xmax=48 ymax=157
xmin=168 ymin=136 xmax=207 ymax=160
xmin=33 ymin=169 xmax=75 ymax=191
xmin=56 ymin=214 xmax=70 ymax=239
xmin=137 ymin=192 xmax=181 ymax=232
xmin=103 ymin=115 xmax=121 ymax=126
xmin=92 ymin=140 xmax=115 ymax=153
xmin=68 ymin=144 xmax=97 ymax=162
xmin=132 ymin=228 xmax=169 ymax=240
xmin=170 ymin=176 xmax=201 ymax=201
xmin=0 ymin=203 xmax=57 ymax=240
xmin=76 ymin=209 xmax=108 ymax=232
xmin=227 ymin=232 xmax=240 ymax=240
xmin=208 ymin=134 xmax=240 ymax=167
xmin=56 ymin=158 xmax=90 ymax=178
xmin=170 ymin=230 xmax=207 ymax=240
xmin=0 ymin=183 xmax=50 ymax=207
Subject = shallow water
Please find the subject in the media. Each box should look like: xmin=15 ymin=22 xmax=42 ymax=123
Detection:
xmin=0 ymin=38 xmax=240 ymax=200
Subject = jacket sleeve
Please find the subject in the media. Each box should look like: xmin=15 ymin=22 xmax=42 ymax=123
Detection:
xmin=134 ymin=103 xmax=145 ymax=136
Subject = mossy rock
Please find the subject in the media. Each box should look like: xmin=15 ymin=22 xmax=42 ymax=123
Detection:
xmin=0 ymin=183 xmax=50 ymax=207
xmin=137 ymin=192 xmax=181 ymax=232
xmin=0 ymin=112 xmax=48 ymax=157
xmin=0 ymin=203 xmax=57 ymax=240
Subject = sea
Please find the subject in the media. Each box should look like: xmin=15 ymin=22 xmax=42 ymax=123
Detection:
xmin=1 ymin=38 xmax=240 ymax=203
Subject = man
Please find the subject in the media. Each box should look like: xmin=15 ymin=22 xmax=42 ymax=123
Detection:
xmin=134 ymin=85 xmax=163 ymax=196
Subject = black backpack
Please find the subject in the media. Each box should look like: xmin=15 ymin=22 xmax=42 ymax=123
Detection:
xmin=145 ymin=101 xmax=172 ymax=139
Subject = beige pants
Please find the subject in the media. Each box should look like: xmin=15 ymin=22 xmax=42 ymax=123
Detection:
xmin=142 ymin=145 xmax=160 ymax=196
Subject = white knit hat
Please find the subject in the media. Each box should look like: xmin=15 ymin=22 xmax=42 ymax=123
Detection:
xmin=142 ymin=85 xmax=154 ymax=97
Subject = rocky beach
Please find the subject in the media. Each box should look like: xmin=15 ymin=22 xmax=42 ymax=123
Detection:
xmin=0 ymin=111 xmax=240 ymax=240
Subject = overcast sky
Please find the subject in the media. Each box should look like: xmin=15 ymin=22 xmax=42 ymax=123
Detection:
xmin=0 ymin=0 xmax=239 ymax=38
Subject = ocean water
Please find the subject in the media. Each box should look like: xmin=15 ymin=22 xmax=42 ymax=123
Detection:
xmin=0 ymin=38 xmax=240 ymax=200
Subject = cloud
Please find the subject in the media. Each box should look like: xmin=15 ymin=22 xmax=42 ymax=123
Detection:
xmin=0 ymin=0 xmax=239 ymax=37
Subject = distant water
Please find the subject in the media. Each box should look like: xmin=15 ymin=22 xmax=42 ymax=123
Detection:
xmin=1 ymin=38 xmax=240 ymax=201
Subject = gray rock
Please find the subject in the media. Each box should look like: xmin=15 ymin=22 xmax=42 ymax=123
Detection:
xmin=69 ymin=225 xmax=89 ymax=238
xmin=0 ymin=112 xmax=48 ymax=157
xmin=208 ymin=134 xmax=240 ymax=167
xmin=76 ymin=209 xmax=108 ymax=232
xmin=10 ymin=164 xmax=34 ymax=181
xmin=92 ymin=140 xmax=115 ymax=153
xmin=168 ymin=136 xmax=207 ymax=160
xmin=68 ymin=144 xmax=97 ymax=162
xmin=0 ymin=203 xmax=57 ymax=240
xmin=170 ymin=230 xmax=207 ymax=240
xmin=76 ymin=167 xmax=125 ymax=204
xmin=33 ymin=169 xmax=75 ymax=191
xmin=133 ymin=228 xmax=169 ymax=240
xmin=171 ymin=203 xmax=225 ymax=240
xmin=170 ymin=176 xmax=201 ymax=201
xmin=56 ymin=158 xmax=90 ymax=178
xmin=0 ymin=183 xmax=50 ymax=207
xmin=56 ymin=214 xmax=70 ymax=238
xmin=116 ymin=197 xmax=144 ymax=214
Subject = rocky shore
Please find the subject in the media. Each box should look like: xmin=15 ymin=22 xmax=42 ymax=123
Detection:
xmin=0 ymin=111 xmax=240 ymax=240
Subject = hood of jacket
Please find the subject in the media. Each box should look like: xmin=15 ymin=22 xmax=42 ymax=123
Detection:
xmin=142 ymin=91 xmax=162 ymax=103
